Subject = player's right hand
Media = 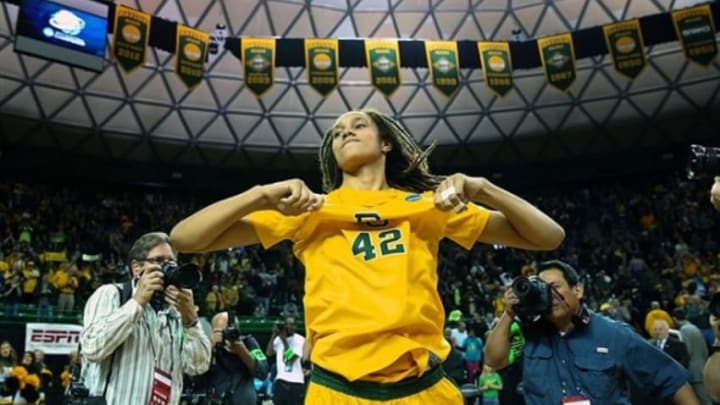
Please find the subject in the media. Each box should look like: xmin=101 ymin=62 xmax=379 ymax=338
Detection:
xmin=262 ymin=179 xmax=324 ymax=215
xmin=503 ymin=288 xmax=519 ymax=318
xmin=133 ymin=270 xmax=164 ymax=306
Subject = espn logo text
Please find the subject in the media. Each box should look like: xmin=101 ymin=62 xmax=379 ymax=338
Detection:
xmin=30 ymin=329 xmax=80 ymax=344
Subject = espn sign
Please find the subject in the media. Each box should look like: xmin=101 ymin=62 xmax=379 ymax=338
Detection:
xmin=25 ymin=323 xmax=83 ymax=355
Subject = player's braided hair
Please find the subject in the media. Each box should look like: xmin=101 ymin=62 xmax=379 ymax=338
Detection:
xmin=318 ymin=109 xmax=444 ymax=193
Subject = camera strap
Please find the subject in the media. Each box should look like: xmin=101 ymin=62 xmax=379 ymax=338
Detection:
xmin=98 ymin=281 xmax=133 ymax=398
xmin=74 ymin=281 xmax=133 ymax=400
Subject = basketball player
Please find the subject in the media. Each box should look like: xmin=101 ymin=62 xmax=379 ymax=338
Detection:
xmin=170 ymin=109 xmax=564 ymax=404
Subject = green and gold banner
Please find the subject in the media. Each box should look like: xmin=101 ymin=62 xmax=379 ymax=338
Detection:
xmin=537 ymin=33 xmax=577 ymax=91
xmin=672 ymin=4 xmax=717 ymax=66
xmin=175 ymin=25 xmax=208 ymax=89
xmin=113 ymin=5 xmax=150 ymax=72
xmin=425 ymin=41 xmax=460 ymax=97
xmin=305 ymin=39 xmax=339 ymax=96
xmin=477 ymin=41 xmax=513 ymax=97
xmin=603 ymin=20 xmax=646 ymax=79
xmin=242 ymin=38 xmax=276 ymax=96
xmin=365 ymin=39 xmax=401 ymax=96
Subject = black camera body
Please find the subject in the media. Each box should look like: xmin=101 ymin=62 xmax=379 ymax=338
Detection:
xmin=222 ymin=326 xmax=242 ymax=342
xmin=151 ymin=262 xmax=202 ymax=311
xmin=512 ymin=276 xmax=553 ymax=321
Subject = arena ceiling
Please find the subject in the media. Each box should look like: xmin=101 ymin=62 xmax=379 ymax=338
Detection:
xmin=0 ymin=0 xmax=719 ymax=181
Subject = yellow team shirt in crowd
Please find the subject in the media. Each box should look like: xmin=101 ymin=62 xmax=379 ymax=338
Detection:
xmin=247 ymin=187 xmax=489 ymax=382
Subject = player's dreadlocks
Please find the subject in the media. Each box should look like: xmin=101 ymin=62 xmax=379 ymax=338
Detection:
xmin=318 ymin=108 xmax=444 ymax=193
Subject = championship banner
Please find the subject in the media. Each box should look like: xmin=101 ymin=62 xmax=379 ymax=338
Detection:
xmin=305 ymin=39 xmax=339 ymax=96
xmin=242 ymin=38 xmax=276 ymax=96
xmin=603 ymin=20 xmax=646 ymax=79
xmin=672 ymin=4 xmax=717 ymax=66
xmin=175 ymin=25 xmax=209 ymax=89
xmin=113 ymin=5 xmax=150 ymax=72
xmin=425 ymin=40 xmax=460 ymax=97
xmin=365 ymin=39 xmax=401 ymax=96
xmin=477 ymin=41 xmax=513 ymax=97
xmin=537 ymin=33 xmax=577 ymax=91
xmin=25 ymin=323 xmax=82 ymax=355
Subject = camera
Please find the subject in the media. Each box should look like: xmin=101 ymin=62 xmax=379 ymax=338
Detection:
xmin=162 ymin=262 xmax=202 ymax=289
xmin=151 ymin=262 xmax=202 ymax=310
xmin=710 ymin=292 xmax=720 ymax=318
xmin=511 ymin=275 xmax=553 ymax=321
xmin=687 ymin=144 xmax=720 ymax=179
xmin=222 ymin=326 xmax=241 ymax=342
xmin=275 ymin=320 xmax=287 ymax=334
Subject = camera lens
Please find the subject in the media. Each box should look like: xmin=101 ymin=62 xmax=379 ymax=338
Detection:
xmin=512 ymin=277 xmax=531 ymax=296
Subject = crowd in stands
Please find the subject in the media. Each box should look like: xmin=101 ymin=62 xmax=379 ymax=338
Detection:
xmin=0 ymin=172 xmax=719 ymax=399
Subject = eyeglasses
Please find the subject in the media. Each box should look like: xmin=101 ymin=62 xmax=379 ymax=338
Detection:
xmin=142 ymin=256 xmax=176 ymax=266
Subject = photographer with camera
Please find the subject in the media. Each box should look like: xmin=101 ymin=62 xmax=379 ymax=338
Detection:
xmin=704 ymin=292 xmax=720 ymax=403
xmin=265 ymin=316 xmax=306 ymax=405
xmin=79 ymin=232 xmax=211 ymax=405
xmin=206 ymin=310 xmax=269 ymax=405
xmin=484 ymin=260 xmax=699 ymax=404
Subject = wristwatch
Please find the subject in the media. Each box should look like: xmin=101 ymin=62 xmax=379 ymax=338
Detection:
xmin=184 ymin=318 xmax=199 ymax=328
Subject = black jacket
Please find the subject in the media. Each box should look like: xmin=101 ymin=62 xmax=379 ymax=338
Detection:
xmin=207 ymin=335 xmax=269 ymax=405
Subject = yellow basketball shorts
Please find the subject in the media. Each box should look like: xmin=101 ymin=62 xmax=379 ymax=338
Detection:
xmin=305 ymin=365 xmax=463 ymax=404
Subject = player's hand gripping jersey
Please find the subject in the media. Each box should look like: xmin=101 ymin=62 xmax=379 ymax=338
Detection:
xmin=248 ymin=186 xmax=489 ymax=382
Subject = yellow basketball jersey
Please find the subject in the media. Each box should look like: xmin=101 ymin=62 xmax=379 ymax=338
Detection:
xmin=247 ymin=187 xmax=489 ymax=382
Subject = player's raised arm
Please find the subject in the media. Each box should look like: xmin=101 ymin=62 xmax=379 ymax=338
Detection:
xmin=170 ymin=179 xmax=323 ymax=253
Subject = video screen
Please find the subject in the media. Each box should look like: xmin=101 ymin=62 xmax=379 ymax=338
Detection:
xmin=14 ymin=0 xmax=109 ymax=72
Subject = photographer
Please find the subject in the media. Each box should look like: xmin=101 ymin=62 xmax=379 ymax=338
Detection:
xmin=484 ymin=260 xmax=699 ymax=405
xmin=79 ymin=232 xmax=211 ymax=405
xmin=704 ymin=292 xmax=720 ymax=403
xmin=207 ymin=310 xmax=269 ymax=405
xmin=265 ymin=316 xmax=306 ymax=405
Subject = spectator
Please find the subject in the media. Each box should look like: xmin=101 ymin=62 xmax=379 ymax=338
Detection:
xmin=651 ymin=319 xmax=690 ymax=368
xmin=33 ymin=349 xmax=53 ymax=403
xmin=2 ymin=271 xmax=23 ymax=318
xmin=644 ymin=300 xmax=674 ymax=337
xmin=462 ymin=328 xmax=483 ymax=384
xmin=52 ymin=262 xmax=78 ymax=313
xmin=673 ymin=307 xmax=711 ymax=405
xmin=265 ymin=316 xmax=306 ymax=405
xmin=478 ymin=364 xmax=502 ymax=405
xmin=703 ymin=292 xmax=720 ymax=402
xmin=59 ymin=351 xmax=80 ymax=392
xmin=441 ymin=327 xmax=466 ymax=387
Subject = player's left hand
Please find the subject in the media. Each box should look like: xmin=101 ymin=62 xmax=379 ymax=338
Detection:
xmin=434 ymin=174 xmax=487 ymax=212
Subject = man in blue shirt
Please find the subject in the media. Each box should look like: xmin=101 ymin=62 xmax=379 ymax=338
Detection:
xmin=484 ymin=260 xmax=699 ymax=405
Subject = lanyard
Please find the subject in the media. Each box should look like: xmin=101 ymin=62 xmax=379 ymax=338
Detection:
xmin=143 ymin=308 xmax=185 ymax=372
